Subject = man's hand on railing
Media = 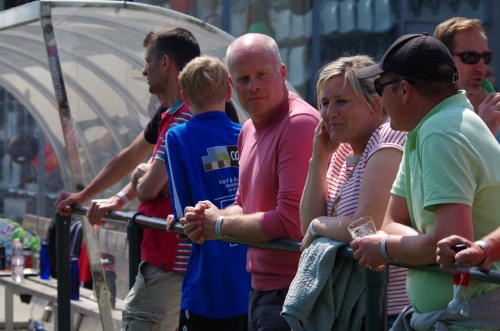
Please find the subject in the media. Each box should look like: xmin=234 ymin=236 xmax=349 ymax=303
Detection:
xmin=437 ymin=235 xmax=489 ymax=271
xmin=350 ymin=232 xmax=389 ymax=272
xmin=166 ymin=214 xmax=189 ymax=240
xmin=182 ymin=201 xmax=219 ymax=244
xmin=54 ymin=191 xmax=84 ymax=216
xmin=86 ymin=196 xmax=125 ymax=226
xmin=165 ymin=214 xmax=176 ymax=231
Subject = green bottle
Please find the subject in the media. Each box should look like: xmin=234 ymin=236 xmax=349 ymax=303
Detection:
xmin=482 ymin=78 xmax=496 ymax=94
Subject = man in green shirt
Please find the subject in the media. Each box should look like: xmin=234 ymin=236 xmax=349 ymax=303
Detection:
xmin=352 ymin=33 xmax=500 ymax=330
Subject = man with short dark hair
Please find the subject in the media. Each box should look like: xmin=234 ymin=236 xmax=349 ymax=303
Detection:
xmin=57 ymin=27 xmax=201 ymax=331
xmin=351 ymin=33 xmax=500 ymax=330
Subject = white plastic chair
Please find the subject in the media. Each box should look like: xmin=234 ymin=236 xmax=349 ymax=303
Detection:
xmin=274 ymin=9 xmax=291 ymax=41
xmin=290 ymin=8 xmax=312 ymax=39
xmin=322 ymin=0 xmax=339 ymax=35
xmin=357 ymin=0 xmax=373 ymax=32
xmin=287 ymin=45 xmax=307 ymax=89
xmin=373 ymin=0 xmax=393 ymax=32
xmin=0 ymin=154 xmax=21 ymax=189
xmin=339 ymin=0 xmax=356 ymax=34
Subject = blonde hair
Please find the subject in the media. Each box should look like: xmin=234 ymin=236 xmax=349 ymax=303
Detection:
xmin=434 ymin=17 xmax=485 ymax=51
xmin=316 ymin=55 xmax=380 ymax=113
xmin=179 ymin=55 xmax=229 ymax=107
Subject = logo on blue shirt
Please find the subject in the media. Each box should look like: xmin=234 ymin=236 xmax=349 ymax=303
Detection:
xmin=202 ymin=145 xmax=239 ymax=171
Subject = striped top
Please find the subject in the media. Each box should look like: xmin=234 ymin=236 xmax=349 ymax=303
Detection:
xmin=154 ymin=105 xmax=193 ymax=273
xmin=326 ymin=121 xmax=410 ymax=316
xmin=155 ymin=108 xmax=193 ymax=163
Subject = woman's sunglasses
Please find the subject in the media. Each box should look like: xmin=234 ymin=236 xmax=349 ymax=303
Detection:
xmin=451 ymin=51 xmax=493 ymax=65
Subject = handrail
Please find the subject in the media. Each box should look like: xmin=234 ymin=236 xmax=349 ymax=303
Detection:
xmin=73 ymin=204 xmax=303 ymax=252
xmin=58 ymin=205 xmax=500 ymax=331
xmin=70 ymin=204 xmax=500 ymax=284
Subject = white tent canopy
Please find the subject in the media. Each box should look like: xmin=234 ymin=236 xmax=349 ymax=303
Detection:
xmin=0 ymin=0 xmax=248 ymax=193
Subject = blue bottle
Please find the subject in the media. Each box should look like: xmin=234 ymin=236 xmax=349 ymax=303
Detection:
xmin=33 ymin=321 xmax=46 ymax=331
xmin=39 ymin=240 xmax=50 ymax=280
xmin=70 ymin=255 xmax=80 ymax=300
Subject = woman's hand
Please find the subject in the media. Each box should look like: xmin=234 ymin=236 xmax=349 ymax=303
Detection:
xmin=312 ymin=120 xmax=339 ymax=160
xmin=300 ymin=226 xmax=316 ymax=251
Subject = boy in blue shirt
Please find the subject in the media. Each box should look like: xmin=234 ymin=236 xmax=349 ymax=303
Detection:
xmin=165 ymin=55 xmax=250 ymax=330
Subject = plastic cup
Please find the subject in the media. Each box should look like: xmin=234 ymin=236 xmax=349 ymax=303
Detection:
xmin=348 ymin=216 xmax=376 ymax=239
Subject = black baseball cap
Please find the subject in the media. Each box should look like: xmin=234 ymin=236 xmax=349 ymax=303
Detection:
xmin=356 ymin=33 xmax=458 ymax=82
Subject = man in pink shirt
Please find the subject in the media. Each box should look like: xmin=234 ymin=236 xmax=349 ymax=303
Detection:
xmin=182 ymin=33 xmax=320 ymax=330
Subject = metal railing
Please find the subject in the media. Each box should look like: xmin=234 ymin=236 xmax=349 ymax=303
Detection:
xmin=53 ymin=205 xmax=500 ymax=331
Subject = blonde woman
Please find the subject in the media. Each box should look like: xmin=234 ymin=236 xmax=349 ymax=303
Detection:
xmin=300 ymin=55 xmax=409 ymax=325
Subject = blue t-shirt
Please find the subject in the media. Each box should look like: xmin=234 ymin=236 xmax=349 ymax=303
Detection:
xmin=165 ymin=111 xmax=250 ymax=319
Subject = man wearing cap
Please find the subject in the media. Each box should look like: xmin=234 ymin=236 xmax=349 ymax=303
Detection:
xmin=434 ymin=17 xmax=500 ymax=143
xmin=350 ymin=33 xmax=500 ymax=329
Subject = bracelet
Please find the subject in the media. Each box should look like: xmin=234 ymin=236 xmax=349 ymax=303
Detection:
xmin=475 ymin=240 xmax=490 ymax=264
xmin=115 ymin=192 xmax=129 ymax=204
xmin=308 ymin=220 xmax=319 ymax=237
xmin=380 ymin=234 xmax=392 ymax=262
xmin=215 ymin=216 xmax=225 ymax=238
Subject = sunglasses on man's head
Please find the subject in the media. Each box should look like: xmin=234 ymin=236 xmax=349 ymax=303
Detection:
xmin=451 ymin=50 xmax=493 ymax=65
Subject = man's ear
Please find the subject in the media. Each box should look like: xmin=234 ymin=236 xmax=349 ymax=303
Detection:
xmin=401 ymin=80 xmax=413 ymax=104
xmin=225 ymin=85 xmax=232 ymax=102
xmin=280 ymin=63 xmax=287 ymax=80
xmin=228 ymin=75 xmax=236 ymax=92
xmin=161 ymin=55 xmax=171 ymax=72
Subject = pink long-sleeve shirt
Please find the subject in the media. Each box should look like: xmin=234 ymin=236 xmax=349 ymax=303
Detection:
xmin=234 ymin=92 xmax=320 ymax=291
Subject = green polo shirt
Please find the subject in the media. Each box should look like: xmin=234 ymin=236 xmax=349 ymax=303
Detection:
xmin=392 ymin=91 xmax=500 ymax=313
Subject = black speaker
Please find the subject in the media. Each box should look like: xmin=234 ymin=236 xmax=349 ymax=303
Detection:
xmin=7 ymin=134 xmax=39 ymax=164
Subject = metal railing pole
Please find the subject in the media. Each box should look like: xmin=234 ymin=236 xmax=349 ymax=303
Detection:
xmin=55 ymin=211 xmax=71 ymax=331
xmin=71 ymin=205 xmax=143 ymax=290
xmin=364 ymin=268 xmax=388 ymax=331
xmin=127 ymin=215 xmax=142 ymax=290
xmin=68 ymin=204 xmax=500 ymax=329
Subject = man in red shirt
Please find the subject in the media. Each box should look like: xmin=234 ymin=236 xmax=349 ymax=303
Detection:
xmin=182 ymin=33 xmax=320 ymax=331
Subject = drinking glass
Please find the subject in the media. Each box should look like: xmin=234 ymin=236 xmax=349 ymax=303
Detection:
xmin=348 ymin=216 xmax=376 ymax=239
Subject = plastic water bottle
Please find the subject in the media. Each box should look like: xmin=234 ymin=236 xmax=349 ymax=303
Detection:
xmin=70 ymin=255 xmax=80 ymax=300
xmin=11 ymin=238 xmax=24 ymax=283
xmin=447 ymin=243 xmax=469 ymax=316
xmin=39 ymin=240 xmax=50 ymax=280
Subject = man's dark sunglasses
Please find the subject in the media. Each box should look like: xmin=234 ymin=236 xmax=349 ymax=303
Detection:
xmin=374 ymin=79 xmax=400 ymax=96
xmin=451 ymin=50 xmax=493 ymax=65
